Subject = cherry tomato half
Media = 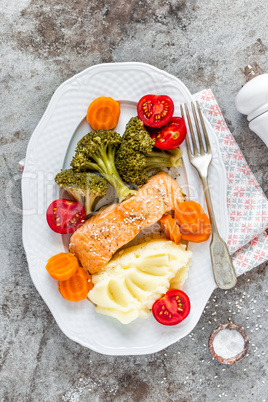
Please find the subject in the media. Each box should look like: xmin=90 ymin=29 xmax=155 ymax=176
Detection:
xmin=152 ymin=289 xmax=190 ymax=326
xmin=150 ymin=117 xmax=187 ymax=150
xmin=137 ymin=94 xmax=174 ymax=128
xmin=46 ymin=199 xmax=86 ymax=234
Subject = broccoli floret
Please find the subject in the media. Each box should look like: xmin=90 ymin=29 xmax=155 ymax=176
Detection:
xmin=119 ymin=116 xmax=155 ymax=154
xmin=115 ymin=117 xmax=183 ymax=185
xmin=70 ymin=130 xmax=136 ymax=202
xmin=55 ymin=169 xmax=108 ymax=215
xmin=145 ymin=147 xmax=183 ymax=171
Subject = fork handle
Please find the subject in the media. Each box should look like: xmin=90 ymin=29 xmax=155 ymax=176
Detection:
xmin=200 ymin=175 xmax=237 ymax=289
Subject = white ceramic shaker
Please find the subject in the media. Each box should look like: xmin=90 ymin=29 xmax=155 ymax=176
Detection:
xmin=235 ymin=65 xmax=268 ymax=147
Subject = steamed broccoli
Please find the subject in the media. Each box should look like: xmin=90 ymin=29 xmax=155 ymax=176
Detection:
xmin=55 ymin=169 xmax=108 ymax=215
xmin=115 ymin=117 xmax=183 ymax=186
xmin=70 ymin=129 xmax=136 ymax=202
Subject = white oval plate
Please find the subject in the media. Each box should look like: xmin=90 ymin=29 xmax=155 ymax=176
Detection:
xmin=22 ymin=62 xmax=228 ymax=355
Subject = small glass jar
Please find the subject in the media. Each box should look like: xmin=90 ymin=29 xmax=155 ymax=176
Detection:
xmin=208 ymin=323 xmax=249 ymax=364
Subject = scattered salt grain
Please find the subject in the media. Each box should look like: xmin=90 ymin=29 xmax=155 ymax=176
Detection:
xmin=213 ymin=329 xmax=245 ymax=359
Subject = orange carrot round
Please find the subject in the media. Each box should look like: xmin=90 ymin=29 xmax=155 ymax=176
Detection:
xmin=46 ymin=252 xmax=79 ymax=281
xmin=180 ymin=212 xmax=211 ymax=242
xmin=160 ymin=214 xmax=181 ymax=244
xmin=87 ymin=96 xmax=120 ymax=130
xmin=175 ymin=201 xmax=205 ymax=234
xmin=58 ymin=266 xmax=93 ymax=302
xmin=175 ymin=201 xmax=212 ymax=242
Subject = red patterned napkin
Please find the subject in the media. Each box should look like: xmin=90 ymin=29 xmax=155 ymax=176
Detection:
xmin=194 ymin=89 xmax=268 ymax=276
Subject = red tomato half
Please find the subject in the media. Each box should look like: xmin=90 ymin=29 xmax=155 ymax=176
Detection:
xmin=152 ymin=289 xmax=190 ymax=326
xmin=46 ymin=199 xmax=86 ymax=234
xmin=137 ymin=94 xmax=174 ymax=128
xmin=150 ymin=117 xmax=187 ymax=150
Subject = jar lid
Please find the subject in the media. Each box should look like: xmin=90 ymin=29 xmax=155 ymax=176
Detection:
xmin=248 ymin=102 xmax=268 ymax=121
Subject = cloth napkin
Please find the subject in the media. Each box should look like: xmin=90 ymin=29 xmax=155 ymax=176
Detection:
xmin=194 ymin=89 xmax=268 ymax=276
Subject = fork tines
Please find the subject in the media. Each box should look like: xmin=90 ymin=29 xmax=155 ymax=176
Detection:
xmin=180 ymin=101 xmax=211 ymax=156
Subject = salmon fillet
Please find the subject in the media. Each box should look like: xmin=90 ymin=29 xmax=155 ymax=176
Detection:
xmin=69 ymin=172 xmax=183 ymax=274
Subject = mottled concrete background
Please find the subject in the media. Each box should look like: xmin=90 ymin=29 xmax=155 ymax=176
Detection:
xmin=0 ymin=0 xmax=267 ymax=401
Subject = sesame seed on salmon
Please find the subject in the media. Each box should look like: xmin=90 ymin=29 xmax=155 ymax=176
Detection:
xmin=69 ymin=172 xmax=184 ymax=274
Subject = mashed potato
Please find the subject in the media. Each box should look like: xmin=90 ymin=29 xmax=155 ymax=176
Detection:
xmin=88 ymin=239 xmax=192 ymax=324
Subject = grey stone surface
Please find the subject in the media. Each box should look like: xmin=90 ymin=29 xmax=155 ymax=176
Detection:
xmin=0 ymin=0 xmax=267 ymax=401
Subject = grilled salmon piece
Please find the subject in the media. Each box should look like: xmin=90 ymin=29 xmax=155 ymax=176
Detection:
xmin=69 ymin=172 xmax=183 ymax=274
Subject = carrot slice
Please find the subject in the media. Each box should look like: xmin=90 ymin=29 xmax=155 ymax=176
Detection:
xmin=175 ymin=201 xmax=205 ymax=234
xmin=46 ymin=252 xmax=79 ymax=281
xmin=87 ymin=96 xmax=120 ymax=130
xmin=181 ymin=213 xmax=211 ymax=242
xmin=160 ymin=214 xmax=181 ymax=244
xmin=58 ymin=266 xmax=93 ymax=302
xmin=174 ymin=201 xmax=212 ymax=242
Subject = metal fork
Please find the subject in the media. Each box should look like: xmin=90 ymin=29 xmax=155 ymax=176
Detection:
xmin=180 ymin=101 xmax=237 ymax=289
